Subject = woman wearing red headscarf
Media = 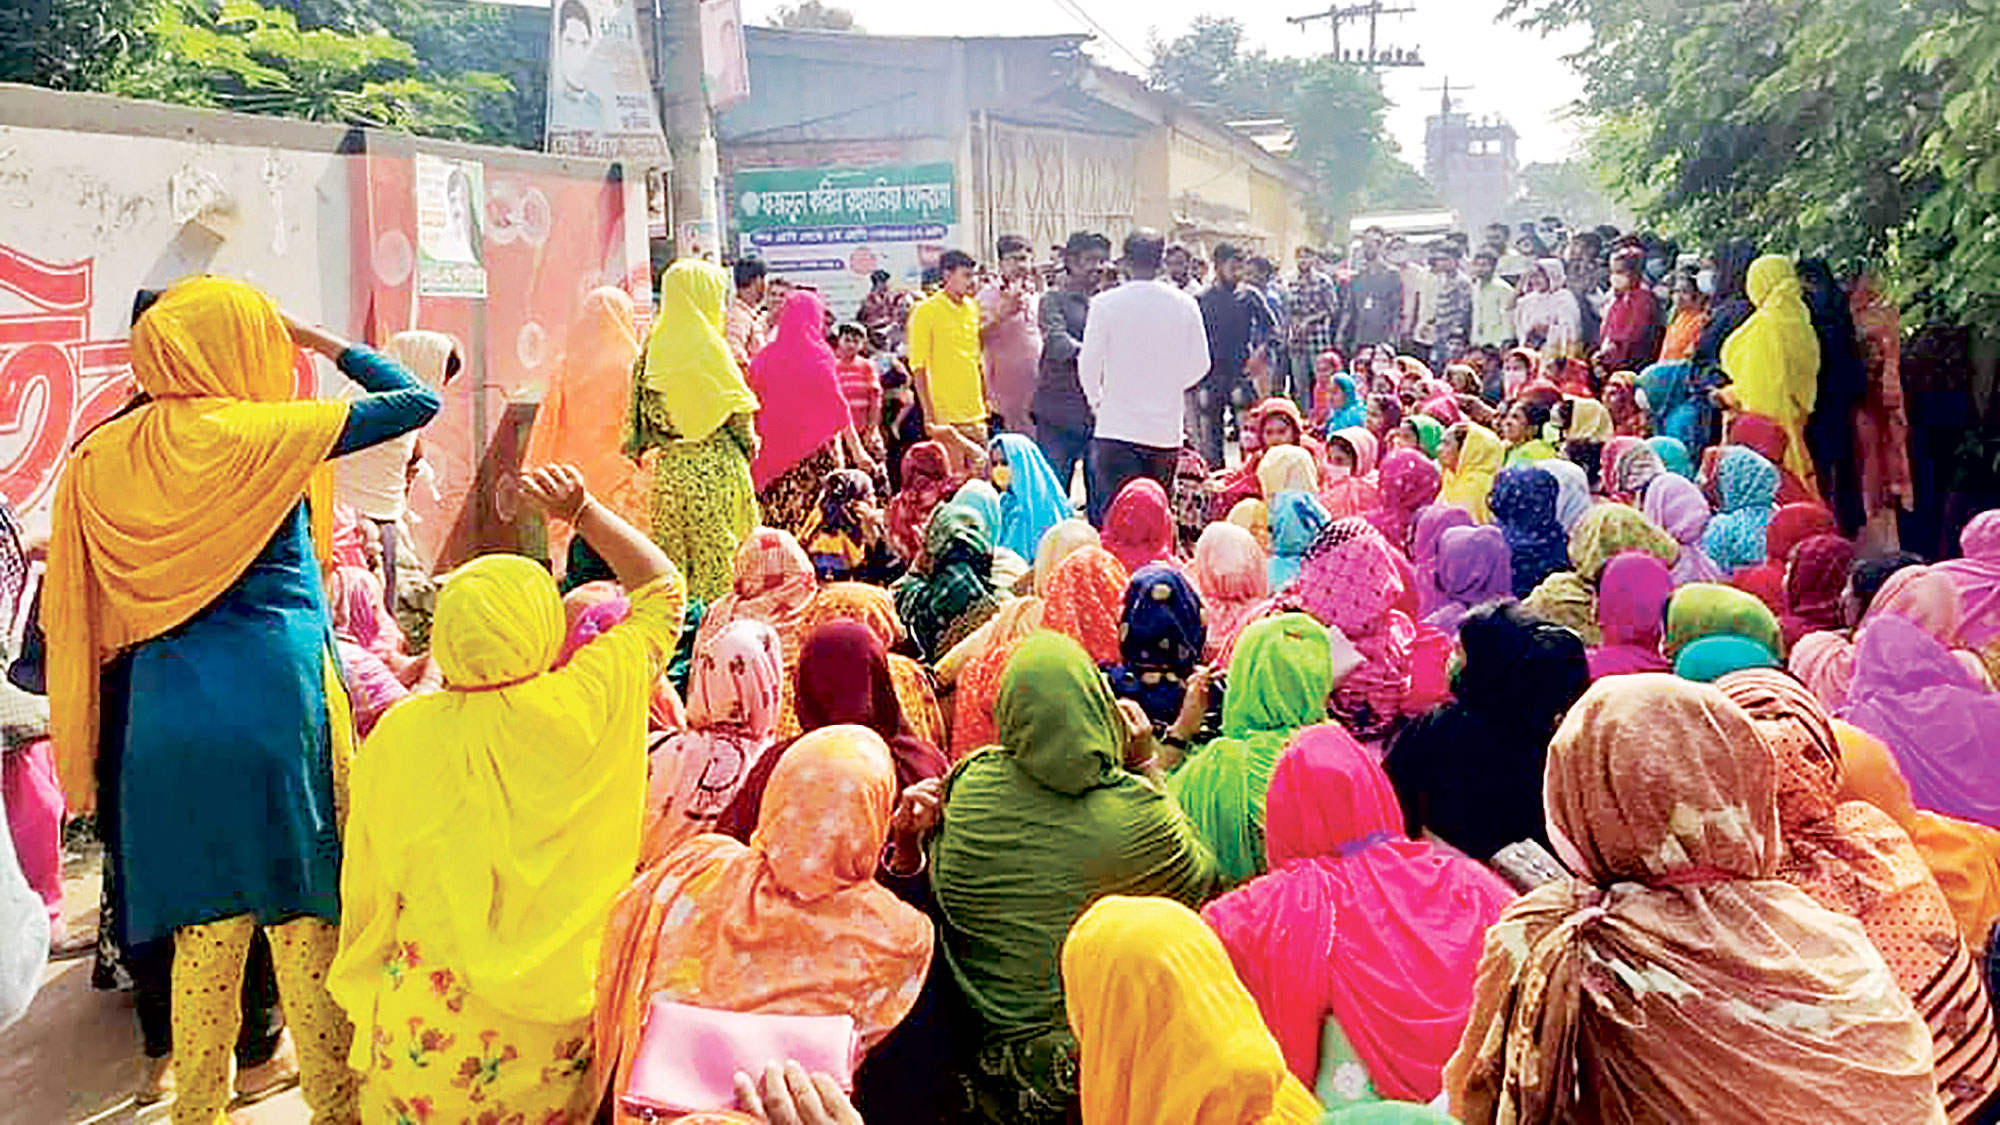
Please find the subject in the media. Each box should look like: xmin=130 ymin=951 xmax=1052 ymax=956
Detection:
xmin=1102 ymin=478 xmax=1178 ymax=574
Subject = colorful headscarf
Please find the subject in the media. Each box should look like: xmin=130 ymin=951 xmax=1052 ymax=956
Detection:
xmin=1423 ymin=525 xmax=1512 ymax=640
xmin=1296 ymin=521 xmax=1415 ymax=737
xmin=46 ymin=277 xmax=352 ymax=805
xmin=1733 ymin=502 xmax=1839 ymax=613
xmin=1522 ymin=504 xmax=1679 ymax=645
xmin=1267 ymin=491 xmax=1330 ymax=590
xmin=334 ymin=557 xmax=684 ymax=1057
xmin=1781 ymin=533 xmax=1857 ymax=649
xmin=1256 ymin=444 xmax=1321 ymax=498
xmin=1042 ymin=546 xmax=1131 ymax=664
xmin=1533 ymin=457 xmax=1591 ymax=533
xmin=801 ymin=468 xmax=876 ymax=577
xmin=1031 ymin=517 xmax=1100 ymax=596
xmin=1868 ymin=565 xmax=1966 ymax=649
xmin=932 ymin=632 xmax=1222 ymax=1054
xmin=1844 ymin=614 xmax=2000 ymax=828
xmin=1637 ymin=469 xmax=1725 ymax=585
xmin=1589 ymin=551 xmax=1675 ymax=679
xmin=1721 ymin=255 xmax=1821 ymax=482
xmin=1663 ymin=582 xmax=1783 ymax=664
xmin=1190 ymin=522 xmax=1269 ymax=666
xmin=1636 ymin=360 xmax=1701 ymax=452
xmin=691 ymin=527 xmax=819 ymax=664
xmin=1440 ymin=423 xmax=1503 ymax=523
xmin=1064 ymin=896 xmax=1323 ymax=1125
xmin=1368 ymin=450 xmax=1442 ymax=556
xmin=1168 ymin=613 xmax=1333 ymax=884
xmin=1229 ymin=497 xmax=1271 ymax=552
xmin=1412 ymin=503 xmax=1476 ymax=617
xmin=1107 ymin=565 xmax=1206 ymax=729
xmin=1406 ymin=414 xmax=1446 ymax=458
xmin=1674 ymin=634 xmax=1781 ymax=681
xmin=891 ymin=503 xmax=1001 ymax=661
xmin=1323 ymin=373 xmax=1367 ymax=434
xmin=1491 ymin=467 xmax=1568 ymax=599
xmin=1790 ymin=629 xmax=1857 ymax=711
xmin=992 ymin=432 xmax=1076 ymax=562
xmin=747 ymin=290 xmax=852 ymax=489
xmin=1562 ymin=397 xmax=1615 ymax=444
xmin=1202 ymin=724 xmax=1514 ymax=1101
xmin=596 ymin=726 xmax=934 ymax=1108
xmin=1838 ymin=719 xmax=2000 ymax=949
xmin=946 ymin=595 xmax=1046 ymax=760
xmin=1102 ymin=478 xmax=1177 ymax=575
xmin=644 ymin=618 xmax=784 ymax=859
xmin=1446 ymin=674 xmax=1942 ymax=1124
xmin=642 ymin=259 xmax=758 ymax=442
xmin=1322 ymin=426 xmax=1382 ymax=521
xmin=1934 ymin=510 xmax=2000 ymax=650
xmin=1647 ymin=434 xmax=1696 ymax=480
xmin=1702 ymin=446 xmax=1782 ymax=575
xmin=1609 ymin=438 xmax=1661 ymax=499
xmin=885 ymin=441 xmax=957 ymax=562
xmin=1719 ymin=670 xmax=1999 ymax=1120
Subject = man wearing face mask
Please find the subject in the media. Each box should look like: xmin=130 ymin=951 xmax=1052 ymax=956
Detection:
xmin=1595 ymin=247 xmax=1663 ymax=375
xmin=1340 ymin=226 xmax=1403 ymax=354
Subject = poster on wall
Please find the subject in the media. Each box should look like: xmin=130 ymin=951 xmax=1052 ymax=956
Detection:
xmin=733 ymin=162 xmax=959 ymax=321
xmin=545 ymin=0 xmax=670 ymax=160
xmin=415 ymin=153 xmax=488 ymax=297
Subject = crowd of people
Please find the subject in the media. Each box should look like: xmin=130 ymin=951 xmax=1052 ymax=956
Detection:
xmin=0 ymin=207 xmax=1996 ymax=1124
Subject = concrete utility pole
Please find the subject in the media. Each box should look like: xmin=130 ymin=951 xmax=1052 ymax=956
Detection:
xmin=647 ymin=0 xmax=721 ymax=258
xmin=1286 ymin=2 xmax=1423 ymax=69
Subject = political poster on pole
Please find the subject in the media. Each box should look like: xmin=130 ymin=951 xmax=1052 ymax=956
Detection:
xmin=546 ymin=0 xmax=670 ymax=160
xmin=733 ymin=162 xmax=960 ymax=319
xmin=699 ymin=0 xmax=750 ymax=111
xmin=415 ymin=154 xmax=487 ymax=298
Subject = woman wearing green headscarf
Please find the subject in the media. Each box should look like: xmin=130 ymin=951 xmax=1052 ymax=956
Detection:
xmin=1402 ymin=415 xmax=1446 ymax=459
xmin=892 ymin=502 xmax=1004 ymax=661
xmin=1521 ymin=503 xmax=1679 ymax=645
xmin=931 ymin=631 xmax=1222 ymax=1124
xmin=1166 ymin=612 xmax=1334 ymax=885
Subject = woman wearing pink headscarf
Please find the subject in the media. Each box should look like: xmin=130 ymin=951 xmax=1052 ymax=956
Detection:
xmin=1366 ymin=450 xmax=1443 ymax=559
xmin=1934 ymin=510 xmax=2000 ymax=666
xmin=1296 ymin=519 xmax=1417 ymax=740
xmin=1101 ymin=477 xmax=1178 ymax=574
xmin=1320 ymin=427 xmax=1381 ymax=521
xmin=1843 ymin=612 xmax=2000 ymax=829
xmin=642 ymin=618 xmax=784 ymax=859
xmin=746 ymin=290 xmax=857 ymax=535
xmin=1202 ymin=725 xmax=1513 ymax=1107
xmin=1588 ymin=552 xmax=1676 ymax=679
xmin=1190 ymin=522 xmax=1270 ymax=666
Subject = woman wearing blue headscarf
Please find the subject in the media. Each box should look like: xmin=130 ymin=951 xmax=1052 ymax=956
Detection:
xmin=1321 ymin=372 xmax=1367 ymax=436
xmin=1701 ymin=446 xmax=1782 ymax=576
xmin=1104 ymin=563 xmax=1209 ymax=731
xmin=989 ymin=432 xmax=1075 ymax=562
xmin=1490 ymin=467 xmax=1570 ymax=599
xmin=1267 ymin=491 xmax=1330 ymax=590
xmin=1647 ymin=434 xmax=1696 ymax=480
xmin=1636 ymin=359 xmax=1702 ymax=452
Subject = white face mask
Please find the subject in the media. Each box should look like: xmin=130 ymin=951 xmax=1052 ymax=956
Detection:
xmin=1696 ymin=268 xmax=1716 ymax=296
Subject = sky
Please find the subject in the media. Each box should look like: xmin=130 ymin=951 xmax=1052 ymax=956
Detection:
xmin=734 ymin=0 xmax=1592 ymax=164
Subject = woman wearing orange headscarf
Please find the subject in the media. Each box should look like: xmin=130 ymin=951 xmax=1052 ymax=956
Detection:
xmin=594 ymin=726 xmax=933 ymax=1123
xmin=527 ymin=286 xmax=651 ymax=569
xmin=45 ymin=277 xmax=439 ymax=1124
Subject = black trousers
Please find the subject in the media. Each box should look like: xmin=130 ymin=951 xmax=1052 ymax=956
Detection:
xmin=1088 ymin=436 xmax=1179 ymax=527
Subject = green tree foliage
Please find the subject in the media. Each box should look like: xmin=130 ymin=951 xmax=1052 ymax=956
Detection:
xmin=1356 ymin=154 xmax=1442 ymax=213
xmin=770 ymin=0 xmax=861 ymax=31
xmin=1503 ymin=0 xmax=2000 ymax=330
xmin=4 ymin=0 xmax=533 ymax=148
xmin=1148 ymin=16 xmax=1411 ymax=232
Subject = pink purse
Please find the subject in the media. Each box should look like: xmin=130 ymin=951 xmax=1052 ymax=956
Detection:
xmin=619 ymin=998 xmax=858 ymax=1120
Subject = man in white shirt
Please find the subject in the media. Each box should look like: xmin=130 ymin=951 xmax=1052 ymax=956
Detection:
xmin=1078 ymin=228 xmax=1210 ymax=526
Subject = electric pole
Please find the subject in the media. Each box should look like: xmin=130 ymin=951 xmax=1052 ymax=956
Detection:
xmin=1286 ymin=2 xmax=1423 ymax=69
xmin=648 ymin=0 xmax=722 ymax=259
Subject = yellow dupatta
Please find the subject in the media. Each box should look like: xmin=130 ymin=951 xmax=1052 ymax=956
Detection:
xmin=641 ymin=260 xmax=759 ymax=442
xmin=44 ymin=277 xmax=348 ymax=810
xmin=1721 ymin=256 xmax=1820 ymax=482
xmin=1441 ymin=423 xmax=1504 ymax=523
xmin=330 ymin=555 xmax=684 ymax=1059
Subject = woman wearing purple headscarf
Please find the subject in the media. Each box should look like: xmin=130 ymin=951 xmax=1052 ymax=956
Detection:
xmin=1615 ymin=440 xmax=1724 ymax=585
xmin=1934 ymin=510 xmax=2000 ymax=663
xmin=1422 ymin=526 xmax=1511 ymax=639
xmin=1412 ymin=504 xmax=1475 ymax=617
xmin=1843 ymin=613 xmax=2000 ymax=829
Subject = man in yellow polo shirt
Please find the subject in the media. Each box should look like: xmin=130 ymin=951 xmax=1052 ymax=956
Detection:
xmin=908 ymin=249 xmax=988 ymax=473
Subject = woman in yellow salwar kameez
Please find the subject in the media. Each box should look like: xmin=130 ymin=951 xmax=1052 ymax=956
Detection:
xmin=330 ymin=465 xmax=683 ymax=1125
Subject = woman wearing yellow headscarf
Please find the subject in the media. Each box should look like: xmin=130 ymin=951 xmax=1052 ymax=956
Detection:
xmin=627 ymin=259 xmax=763 ymax=603
xmin=1720 ymin=255 xmax=1820 ymax=483
xmin=1439 ymin=421 xmax=1504 ymax=523
xmin=331 ymin=464 xmax=683 ymax=1125
xmin=1063 ymin=895 xmax=1323 ymax=1125
xmin=43 ymin=276 xmax=440 ymax=1125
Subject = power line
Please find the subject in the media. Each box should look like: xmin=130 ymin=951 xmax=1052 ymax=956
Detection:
xmin=1043 ymin=0 xmax=1149 ymax=73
